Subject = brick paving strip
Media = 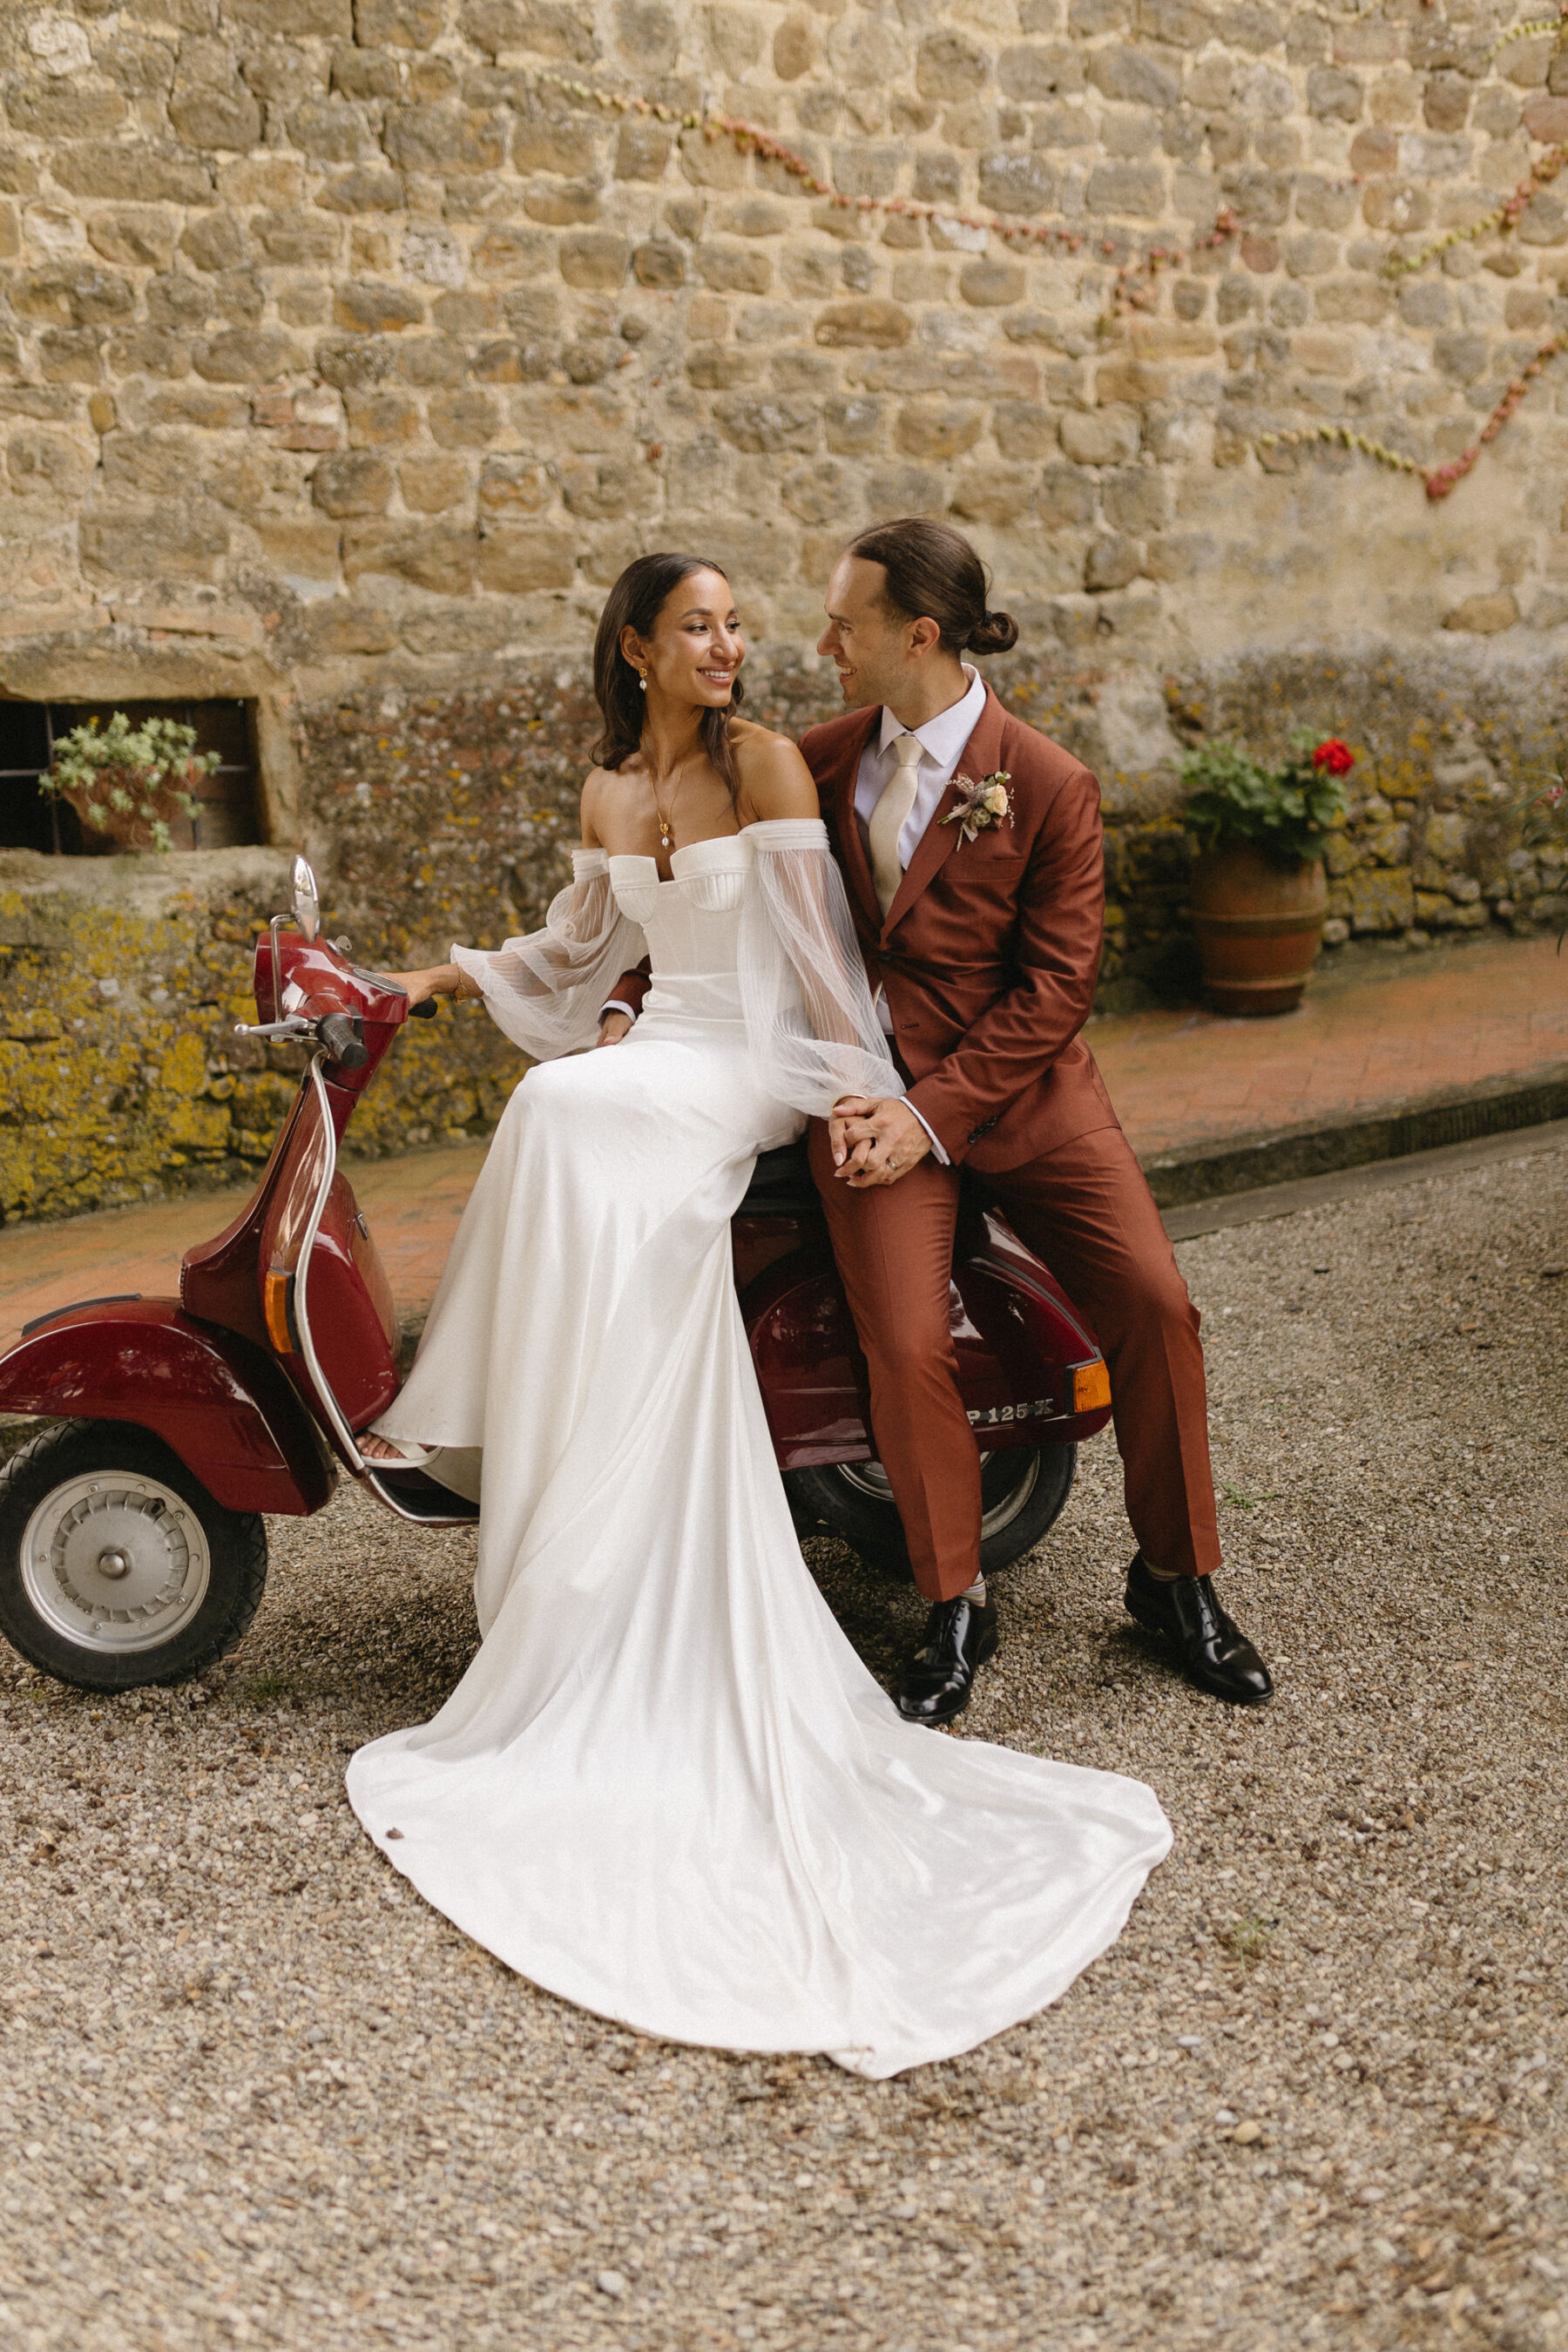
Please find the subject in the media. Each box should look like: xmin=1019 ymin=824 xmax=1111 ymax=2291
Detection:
xmin=0 ymin=930 xmax=1563 ymax=1350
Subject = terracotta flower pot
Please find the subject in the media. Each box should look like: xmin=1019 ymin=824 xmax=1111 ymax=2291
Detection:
xmin=57 ymin=771 xmax=199 ymax=855
xmin=1189 ymin=842 xmax=1328 ymax=1017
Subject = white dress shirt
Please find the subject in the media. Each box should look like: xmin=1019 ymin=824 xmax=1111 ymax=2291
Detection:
xmin=847 ymin=664 xmax=988 ymax=1164
xmin=851 ymin=662 xmax=988 ymax=876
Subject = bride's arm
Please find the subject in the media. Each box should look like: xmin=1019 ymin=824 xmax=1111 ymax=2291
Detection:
xmin=733 ymin=734 xmax=903 ymax=1116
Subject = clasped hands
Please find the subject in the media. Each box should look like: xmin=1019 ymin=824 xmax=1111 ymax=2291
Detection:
xmin=828 ymin=1095 xmax=932 ymax=1188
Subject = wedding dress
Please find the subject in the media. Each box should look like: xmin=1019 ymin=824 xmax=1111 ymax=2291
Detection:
xmin=345 ymin=819 xmax=1170 ymax=2078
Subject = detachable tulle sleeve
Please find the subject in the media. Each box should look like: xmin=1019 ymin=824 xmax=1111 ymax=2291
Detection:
xmin=738 ymin=818 xmax=905 ymax=1116
xmin=450 ymin=848 xmax=647 ymax=1059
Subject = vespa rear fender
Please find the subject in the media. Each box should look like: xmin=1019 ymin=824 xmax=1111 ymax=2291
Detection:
xmin=0 ymin=1298 xmax=335 ymax=1516
xmin=740 ymin=1210 xmax=1112 ymax=1472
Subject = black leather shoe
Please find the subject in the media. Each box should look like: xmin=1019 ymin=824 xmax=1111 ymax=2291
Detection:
xmin=1125 ymin=1555 xmax=1273 ymax=1705
xmin=896 ymin=1595 xmax=999 ymax=1727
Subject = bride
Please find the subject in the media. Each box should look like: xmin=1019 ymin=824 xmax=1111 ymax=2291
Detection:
xmin=346 ymin=551 xmax=1170 ymax=2078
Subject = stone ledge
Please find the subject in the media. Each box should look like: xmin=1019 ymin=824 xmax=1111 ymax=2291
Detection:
xmin=1141 ymin=1068 xmax=1568 ymax=1207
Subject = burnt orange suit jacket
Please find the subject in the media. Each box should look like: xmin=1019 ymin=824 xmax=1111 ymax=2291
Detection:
xmin=610 ymin=684 xmax=1119 ymax=1170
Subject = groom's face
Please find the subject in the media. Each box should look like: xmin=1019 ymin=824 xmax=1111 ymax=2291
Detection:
xmin=818 ymin=557 xmax=909 ymax=713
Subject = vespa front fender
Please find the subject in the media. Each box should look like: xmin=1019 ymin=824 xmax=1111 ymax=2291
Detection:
xmin=0 ymin=1299 xmax=335 ymax=1517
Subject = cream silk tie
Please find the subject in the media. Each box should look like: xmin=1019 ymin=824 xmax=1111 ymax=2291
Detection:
xmin=868 ymin=731 xmax=924 ymax=919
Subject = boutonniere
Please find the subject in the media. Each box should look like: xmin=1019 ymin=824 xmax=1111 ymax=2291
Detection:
xmin=942 ymin=771 xmax=1012 ymax=844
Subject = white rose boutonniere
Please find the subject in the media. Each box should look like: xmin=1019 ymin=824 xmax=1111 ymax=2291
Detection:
xmin=942 ymin=770 xmax=1013 ymax=845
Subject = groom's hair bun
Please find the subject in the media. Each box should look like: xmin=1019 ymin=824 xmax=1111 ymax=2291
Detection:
xmin=848 ymin=517 xmax=1017 ymax=659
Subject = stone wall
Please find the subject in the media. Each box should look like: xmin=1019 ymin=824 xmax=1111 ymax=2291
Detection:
xmin=3 ymin=0 xmax=1568 ymax=1219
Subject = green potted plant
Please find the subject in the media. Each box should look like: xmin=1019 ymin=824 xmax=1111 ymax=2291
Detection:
xmin=1180 ymin=731 xmax=1354 ymax=1015
xmin=40 ymin=712 xmax=218 ymax=855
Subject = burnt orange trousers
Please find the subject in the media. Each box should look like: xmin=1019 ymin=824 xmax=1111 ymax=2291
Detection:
xmin=808 ymin=1119 xmax=1223 ymax=1603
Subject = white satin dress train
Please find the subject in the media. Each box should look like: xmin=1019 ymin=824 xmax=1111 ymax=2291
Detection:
xmin=346 ymin=827 xmax=1170 ymax=2078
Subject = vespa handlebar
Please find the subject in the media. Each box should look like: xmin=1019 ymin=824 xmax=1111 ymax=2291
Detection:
xmin=317 ymin=1011 xmax=368 ymax=1070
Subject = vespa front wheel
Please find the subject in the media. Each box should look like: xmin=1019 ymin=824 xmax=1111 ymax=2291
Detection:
xmin=0 ymin=1421 xmax=267 ymax=1693
xmin=786 ymin=1443 xmax=1077 ymax=1580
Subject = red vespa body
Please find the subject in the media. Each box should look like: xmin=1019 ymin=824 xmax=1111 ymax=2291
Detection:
xmin=0 ymin=861 xmax=1112 ymax=1693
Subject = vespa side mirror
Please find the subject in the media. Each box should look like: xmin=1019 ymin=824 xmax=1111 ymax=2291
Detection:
xmin=291 ymin=855 xmax=321 ymax=943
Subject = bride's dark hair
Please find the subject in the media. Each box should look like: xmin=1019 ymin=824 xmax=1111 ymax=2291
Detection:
xmin=591 ymin=551 xmax=746 ymax=790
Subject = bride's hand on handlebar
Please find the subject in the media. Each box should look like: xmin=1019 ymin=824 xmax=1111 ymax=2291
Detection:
xmin=380 ymin=964 xmax=463 ymax=1008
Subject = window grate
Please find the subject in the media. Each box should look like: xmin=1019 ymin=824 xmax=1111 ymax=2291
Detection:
xmin=0 ymin=699 xmax=261 ymax=855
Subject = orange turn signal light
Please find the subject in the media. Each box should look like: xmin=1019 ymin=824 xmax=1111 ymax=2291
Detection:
xmin=263 ymin=1268 xmax=296 ymax=1355
xmin=1071 ymin=1358 xmax=1112 ymax=1414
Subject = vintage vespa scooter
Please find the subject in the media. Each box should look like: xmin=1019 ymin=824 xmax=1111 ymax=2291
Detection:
xmin=0 ymin=859 xmax=1113 ymax=1694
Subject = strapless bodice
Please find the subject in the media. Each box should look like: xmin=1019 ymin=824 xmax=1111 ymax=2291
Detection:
xmin=608 ymin=833 xmax=752 ymax=978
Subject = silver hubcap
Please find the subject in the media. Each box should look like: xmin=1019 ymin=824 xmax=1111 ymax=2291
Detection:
xmin=21 ymin=1471 xmax=211 ymax=1653
xmin=836 ymin=1450 xmax=1042 ymax=1539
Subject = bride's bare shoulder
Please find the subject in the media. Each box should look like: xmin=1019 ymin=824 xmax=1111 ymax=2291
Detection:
xmin=728 ymin=721 xmax=819 ymax=821
xmin=580 ymin=760 xmax=641 ymax=844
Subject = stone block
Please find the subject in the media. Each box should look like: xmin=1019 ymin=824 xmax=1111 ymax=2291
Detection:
xmin=79 ymin=503 xmax=228 ymax=584
xmin=477 ymin=457 xmax=551 ymax=516
xmin=50 ymin=144 xmax=212 ymax=206
xmin=191 ymin=328 xmax=302 ymax=382
xmin=1348 ymin=867 xmax=1415 ymax=932
xmin=459 ymin=0 xmax=598 ymax=64
xmin=312 ymin=449 xmax=393 ymax=516
xmin=285 ymin=97 xmax=381 ymax=163
xmin=6 ymin=429 xmax=91 ymax=501
xmin=424 ymin=389 xmax=501 ymax=449
xmin=101 ymin=429 xmax=197 ymax=500
xmin=463 ymin=226 xmax=547 ymax=285
xmin=774 ymin=17 xmax=818 ymax=80
xmin=678 ymin=125 xmax=748 ymax=191
xmin=814 ymin=301 xmax=911 ymax=349
xmin=1315 ymin=277 xmax=1392 ymax=325
xmin=960 ymin=259 xmax=1027 ymax=308
xmin=917 ymin=30 xmax=990 ymax=99
xmin=1095 ymin=357 xmax=1169 ymax=405
xmin=1085 ymin=161 xmax=1166 ymax=217
xmin=824 ymin=396 xmax=883 ymax=454
xmin=947 ymin=463 xmax=1036 ymax=525
xmin=315 ymin=166 xmax=406 ymax=214
xmin=335 ymin=281 xmax=425 ymax=335
xmin=355 ymin=0 xmax=443 ymax=44
xmin=253 ymin=514 xmax=341 ymax=578
xmin=477 ymin=527 xmax=577 ymax=591
xmin=1087 ymin=48 xmax=1177 ymax=108
xmin=384 ymin=105 xmax=506 ymax=176
xmin=988 ymin=402 xmax=1056 ymax=460
xmin=1102 ymin=465 xmax=1169 ymax=534
xmin=1060 ymin=407 xmax=1139 ymax=464
xmin=1308 ymin=65 xmax=1362 ymax=123
xmin=1443 ymin=591 xmax=1519 ymax=633
xmin=558 ymin=233 xmax=630 ymax=291
xmin=978 ymin=154 xmax=1055 ymax=216
xmin=699 ymin=243 xmax=773 ymax=295
xmin=713 ymin=396 xmax=819 ymax=454
xmin=1036 ymin=463 xmax=1097 ymax=524
xmin=630 ymin=240 xmax=684 ymax=289
xmin=889 ymin=403 xmax=979 ymax=462
xmin=560 ymin=455 xmax=658 ymax=520
xmin=297 ymin=596 xmax=399 ymax=654
xmin=342 ymin=520 xmax=478 ymax=593
xmin=1085 ymin=533 xmax=1140 ymax=591
xmin=82 ymin=208 xmax=173 ymax=273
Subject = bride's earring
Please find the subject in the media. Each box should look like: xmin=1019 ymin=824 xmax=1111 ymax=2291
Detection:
xmin=639 ymin=674 xmax=647 ymax=693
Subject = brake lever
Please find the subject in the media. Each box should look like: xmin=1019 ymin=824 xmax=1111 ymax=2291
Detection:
xmin=234 ymin=1017 xmax=315 ymax=1041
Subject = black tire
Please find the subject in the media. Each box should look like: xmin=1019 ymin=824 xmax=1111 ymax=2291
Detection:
xmin=785 ymin=1443 xmax=1076 ymax=1580
xmin=0 ymin=1420 xmax=268 ymax=1693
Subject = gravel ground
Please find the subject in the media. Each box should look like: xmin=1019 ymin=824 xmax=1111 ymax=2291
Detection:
xmin=2 ymin=1140 xmax=1565 ymax=2352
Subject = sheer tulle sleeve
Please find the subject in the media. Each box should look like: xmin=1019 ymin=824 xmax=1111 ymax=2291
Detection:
xmin=450 ymin=848 xmax=647 ymax=1059
xmin=738 ymin=818 xmax=905 ymax=1116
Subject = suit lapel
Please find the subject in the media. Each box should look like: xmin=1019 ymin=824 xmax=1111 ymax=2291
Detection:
xmin=882 ymin=684 xmax=1010 ymax=939
xmin=821 ymin=707 xmax=882 ymax=938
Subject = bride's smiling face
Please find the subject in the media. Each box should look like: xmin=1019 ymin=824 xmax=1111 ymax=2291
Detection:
xmin=623 ymin=569 xmax=745 ymax=711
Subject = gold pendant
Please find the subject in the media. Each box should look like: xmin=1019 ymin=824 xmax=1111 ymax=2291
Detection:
xmin=659 ymin=827 xmax=672 ymax=850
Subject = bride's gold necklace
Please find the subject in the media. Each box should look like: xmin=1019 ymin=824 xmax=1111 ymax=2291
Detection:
xmin=649 ymin=747 xmax=696 ymax=855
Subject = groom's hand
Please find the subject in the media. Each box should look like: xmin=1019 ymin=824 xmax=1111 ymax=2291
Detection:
xmin=829 ymin=1096 xmax=934 ymax=1188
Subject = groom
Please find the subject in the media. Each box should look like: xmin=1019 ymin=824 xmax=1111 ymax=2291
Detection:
xmin=796 ymin=517 xmax=1271 ymax=1727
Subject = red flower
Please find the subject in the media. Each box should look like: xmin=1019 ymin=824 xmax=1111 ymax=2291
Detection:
xmin=1312 ymin=738 xmax=1355 ymax=776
